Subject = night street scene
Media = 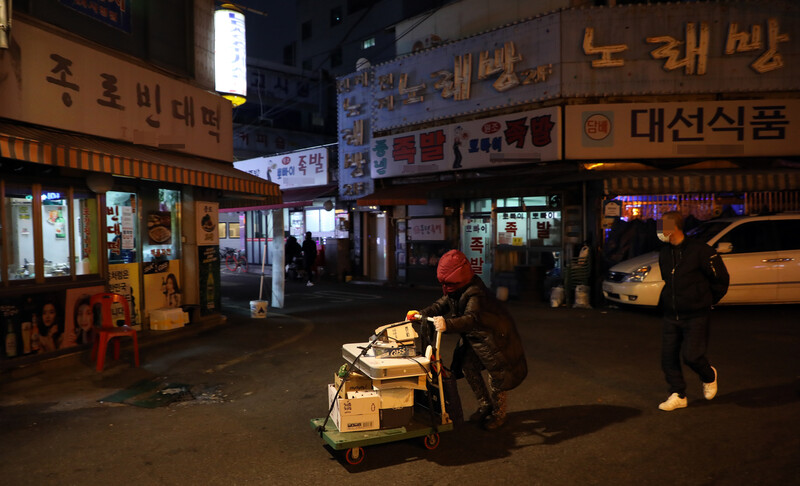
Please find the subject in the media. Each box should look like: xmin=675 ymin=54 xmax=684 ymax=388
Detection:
xmin=1 ymin=0 xmax=799 ymax=484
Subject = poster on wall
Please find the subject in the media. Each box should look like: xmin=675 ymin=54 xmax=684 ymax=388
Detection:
xmin=143 ymin=260 xmax=182 ymax=317
xmin=62 ymin=285 xmax=106 ymax=347
xmin=108 ymin=263 xmax=142 ymax=328
xmin=147 ymin=211 xmax=173 ymax=245
xmin=196 ymin=202 xmax=220 ymax=246
xmin=199 ymin=245 xmax=221 ymax=315
xmin=1 ymin=292 xmax=67 ymax=359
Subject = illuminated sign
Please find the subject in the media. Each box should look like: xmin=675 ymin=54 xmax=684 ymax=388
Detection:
xmin=215 ymin=6 xmax=247 ymax=106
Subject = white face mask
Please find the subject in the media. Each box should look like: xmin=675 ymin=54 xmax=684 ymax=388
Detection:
xmin=657 ymin=231 xmax=671 ymax=243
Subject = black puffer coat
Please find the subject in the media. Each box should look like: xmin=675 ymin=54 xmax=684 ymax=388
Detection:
xmin=420 ymin=276 xmax=527 ymax=391
xmin=659 ymin=237 xmax=729 ymax=319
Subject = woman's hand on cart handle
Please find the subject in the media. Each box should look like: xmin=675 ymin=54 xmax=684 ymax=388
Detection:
xmin=406 ymin=311 xmax=434 ymax=323
xmin=433 ymin=316 xmax=446 ymax=332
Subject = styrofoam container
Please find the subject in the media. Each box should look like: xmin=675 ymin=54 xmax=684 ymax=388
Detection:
xmin=342 ymin=342 xmax=430 ymax=379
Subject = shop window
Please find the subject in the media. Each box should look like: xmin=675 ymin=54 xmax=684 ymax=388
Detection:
xmin=4 ymin=182 xmax=35 ymax=280
xmin=73 ymin=190 xmax=100 ymax=275
xmin=143 ymin=189 xmax=181 ymax=262
xmin=228 ymin=222 xmax=241 ymax=239
xmin=523 ymin=196 xmax=548 ymax=206
xmin=465 ymin=199 xmax=492 ymax=213
xmin=289 ymin=211 xmax=305 ymax=237
xmin=306 ymin=209 xmax=321 ymax=233
xmin=218 ymin=222 xmax=228 ymax=239
xmin=106 ymin=191 xmax=139 ymax=264
xmin=497 ymin=198 xmax=521 ymax=208
xmin=41 ymin=189 xmax=71 ymax=277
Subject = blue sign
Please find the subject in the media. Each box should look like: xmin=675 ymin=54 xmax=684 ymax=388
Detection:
xmin=60 ymin=0 xmax=132 ymax=33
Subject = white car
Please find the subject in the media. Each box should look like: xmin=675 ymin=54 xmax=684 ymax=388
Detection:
xmin=602 ymin=213 xmax=800 ymax=306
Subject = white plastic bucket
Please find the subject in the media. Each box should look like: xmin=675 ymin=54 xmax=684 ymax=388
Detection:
xmin=250 ymin=300 xmax=268 ymax=318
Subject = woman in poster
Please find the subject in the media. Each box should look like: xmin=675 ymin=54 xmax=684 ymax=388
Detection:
xmin=37 ymin=300 xmax=64 ymax=353
xmin=163 ymin=273 xmax=182 ymax=308
xmin=71 ymin=296 xmax=96 ymax=346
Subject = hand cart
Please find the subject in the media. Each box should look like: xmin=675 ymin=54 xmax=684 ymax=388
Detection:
xmin=311 ymin=322 xmax=453 ymax=465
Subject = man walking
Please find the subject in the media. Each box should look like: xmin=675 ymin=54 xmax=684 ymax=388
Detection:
xmin=302 ymin=232 xmax=317 ymax=287
xmin=656 ymin=211 xmax=729 ymax=411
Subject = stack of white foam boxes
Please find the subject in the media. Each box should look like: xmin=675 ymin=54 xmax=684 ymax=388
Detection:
xmin=327 ymin=368 xmax=427 ymax=432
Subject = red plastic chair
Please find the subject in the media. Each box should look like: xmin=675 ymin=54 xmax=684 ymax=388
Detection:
xmin=90 ymin=293 xmax=140 ymax=372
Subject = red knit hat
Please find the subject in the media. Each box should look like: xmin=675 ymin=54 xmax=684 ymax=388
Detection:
xmin=437 ymin=250 xmax=475 ymax=293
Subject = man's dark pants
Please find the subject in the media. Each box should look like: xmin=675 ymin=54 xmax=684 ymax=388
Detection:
xmin=661 ymin=314 xmax=716 ymax=396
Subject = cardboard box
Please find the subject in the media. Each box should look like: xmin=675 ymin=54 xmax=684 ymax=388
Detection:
xmin=327 ymin=384 xmax=380 ymax=432
xmin=372 ymin=374 xmax=427 ymax=391
xmin=334 ymin=369 xmax=373 ymax=398
xmin=380 ymin=406 xmax=413 ymax=429
xmin=377 ymin=387 xmax=414 ymax=409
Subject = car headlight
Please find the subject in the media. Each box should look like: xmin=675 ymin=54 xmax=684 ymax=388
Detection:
xmin=623 ymin=265 xmax=651 ymax=283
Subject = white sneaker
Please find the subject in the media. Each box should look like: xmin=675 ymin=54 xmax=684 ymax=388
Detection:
xmin=658 ymin=393 xmax=687 ymax=411
xmin=306 ymin=281 xmax=314 ymax=287
xmin=703 ymin=366 xmax=718 ymax=400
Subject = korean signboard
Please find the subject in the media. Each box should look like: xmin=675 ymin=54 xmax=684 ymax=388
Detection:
xmin=60 ymin=0 xmax=132 ymax=33
xmin=561 ymin=4 xmax=800 ymax=97
xmin=497 ymin=211 xmax=562 ymax=247
xmin=408 ymin=218 xmax=445 ymax=241
xmin=0 ymin=19 xmax=233 ymax=161
xmin=370 ymin=14 xmax=560 ymax=131
xmin=370 ymin=107 xmax=560 ymax=179
xmin=234 ymin=147 xmax=329 ymax=189
xmin=337 ymin=70 xmax=375 ymax=200
xmin=461 ymin=217 xmax=492 ymax=286
xmin=566 ymin=99 xmax=799 ymax=159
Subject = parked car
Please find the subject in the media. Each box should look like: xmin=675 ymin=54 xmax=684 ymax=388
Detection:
xmin=602 ymin=213 xmax=800 ymax=306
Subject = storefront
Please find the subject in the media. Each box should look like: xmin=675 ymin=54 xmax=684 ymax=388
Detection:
xmin=228 ymin=147 xmax=350 ymax=280
xmin=337 ymin=1 xmax=799 ymax=299
xmin=0 ymin=18 xmax=281 ymax=366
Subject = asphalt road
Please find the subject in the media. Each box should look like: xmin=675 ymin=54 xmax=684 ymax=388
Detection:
xmin=1 ymin=271 xmax=798 ymax=485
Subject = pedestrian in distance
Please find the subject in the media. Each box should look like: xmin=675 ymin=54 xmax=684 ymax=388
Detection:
xmin=302 ymin=232 xmax=317 ymax=287
xmin=407 ymin=249 xmax=527 ymax=430
xmin=656 ymin=210 xmax=729 ymax=411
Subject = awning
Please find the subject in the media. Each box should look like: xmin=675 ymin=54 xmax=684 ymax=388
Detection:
xmin=603 ymin=170 xmax=800 ymax=195
xmin=219 ymin=183 xmax=338 ymax=212
xmin=0 ymin=121 xmax=282 ymax=203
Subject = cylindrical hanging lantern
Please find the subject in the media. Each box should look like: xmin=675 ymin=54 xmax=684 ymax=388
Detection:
xmin=215 ymin=3 xmax=247 ymax=107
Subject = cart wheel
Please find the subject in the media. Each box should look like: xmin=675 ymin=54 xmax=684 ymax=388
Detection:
xmin=345 ymin=447 xmax=365 ymax=465
xmin=423 ymin=433 xmax=440 ymax=450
